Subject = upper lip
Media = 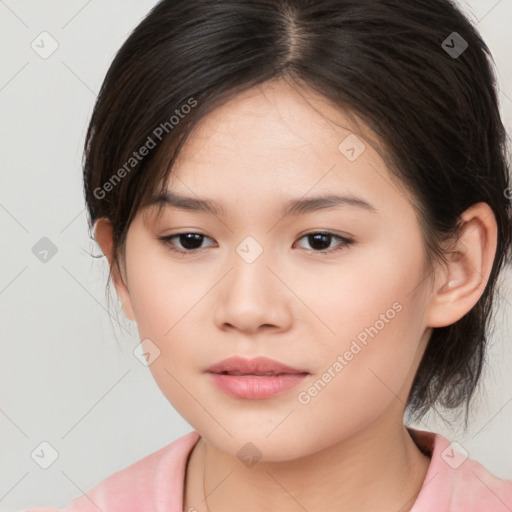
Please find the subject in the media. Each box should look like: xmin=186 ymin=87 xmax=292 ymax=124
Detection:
xmin=206 ymin=356 xmax=309 ymax=375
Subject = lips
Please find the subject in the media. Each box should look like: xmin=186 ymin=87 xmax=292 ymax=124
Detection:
xmin=206 ymin=356 xmax=308 ymax=376
xmin=206 ymin=356 xmax=310 ymax=399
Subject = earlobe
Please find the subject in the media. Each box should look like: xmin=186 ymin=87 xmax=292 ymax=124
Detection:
xmin=425 ymin=202 xmax=497 ymax=328
xmin=93 ymin=218 xmax=136 ymax=322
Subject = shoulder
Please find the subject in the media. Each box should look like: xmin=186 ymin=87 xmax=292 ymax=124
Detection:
xmin=409 ymin=428 xmax=512 ymax=512
xmin=25 ymin=430 xmax=200 ymax=512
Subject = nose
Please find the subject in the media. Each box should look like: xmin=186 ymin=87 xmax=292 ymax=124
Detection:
xmin=213 ymin=245 xmax=293 ymax=336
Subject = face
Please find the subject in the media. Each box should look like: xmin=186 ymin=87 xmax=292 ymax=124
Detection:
xmin=111 ymin=78 xmax=435 ymax=461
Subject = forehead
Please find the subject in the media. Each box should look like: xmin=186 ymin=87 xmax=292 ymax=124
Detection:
xmin=144 ymin=78 xmax=416 ymax=223
xmin=175 ymin=78 xmax=368 ymax=168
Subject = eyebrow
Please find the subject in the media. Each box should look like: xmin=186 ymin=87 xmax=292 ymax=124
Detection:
xmin=146 ymin=190 xmax=378 ymax=217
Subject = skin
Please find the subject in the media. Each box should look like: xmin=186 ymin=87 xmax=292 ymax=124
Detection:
xmin=94 ymin=77 xmax=497 ymax=512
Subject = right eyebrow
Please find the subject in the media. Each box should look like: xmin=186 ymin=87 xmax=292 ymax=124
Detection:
xmin=146 ymin=191 xmax=226 ymax=217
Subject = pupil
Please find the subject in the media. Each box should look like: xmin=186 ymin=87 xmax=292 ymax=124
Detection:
xmin=309 ymin=233 xmax=330 ymax=250
xmin=181 ymin=233 xmax=203 ymax=249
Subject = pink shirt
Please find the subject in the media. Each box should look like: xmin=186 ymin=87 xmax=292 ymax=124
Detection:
xmin=26 ymin=428 xmax=512 ymax=511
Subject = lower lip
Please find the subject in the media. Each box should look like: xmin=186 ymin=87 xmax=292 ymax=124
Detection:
xmin=208 ymin=372 xmax=309 ymax=399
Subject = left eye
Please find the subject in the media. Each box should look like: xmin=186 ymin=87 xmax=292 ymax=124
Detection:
xmin=158 ymin=231 xmax=353 ymax=254
xmin=295 ymin=232 xmax=353 ymax=253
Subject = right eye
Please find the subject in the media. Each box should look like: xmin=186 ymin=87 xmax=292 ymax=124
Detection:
xmin=157 ymin=232 xmax=216 ymax=254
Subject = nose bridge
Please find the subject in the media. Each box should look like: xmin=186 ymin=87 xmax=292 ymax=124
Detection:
xmin=229 ymin=234 xmax=274 ymax=298
xmin=235 ymin=234 xmax=266 ymax=267
xmin=214 ymin=233 xmax=290 ymax=331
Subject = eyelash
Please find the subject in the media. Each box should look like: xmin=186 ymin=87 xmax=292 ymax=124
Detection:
xmin=157 ymin=231 xmax=354 ymax=256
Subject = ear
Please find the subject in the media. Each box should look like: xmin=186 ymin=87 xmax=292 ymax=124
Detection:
xmin=94 ymin=217 xmax=136 ymax=322
xmin=425 ymin=202 xmax=498 ymax=328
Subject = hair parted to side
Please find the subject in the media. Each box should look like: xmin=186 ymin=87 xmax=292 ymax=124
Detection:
xmin=83 ymin=0 xmax=512 ymax=426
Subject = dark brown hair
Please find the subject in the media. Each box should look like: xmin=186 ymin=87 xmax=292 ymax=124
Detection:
xmin=83 ymin=0 xmax=512 ymax=426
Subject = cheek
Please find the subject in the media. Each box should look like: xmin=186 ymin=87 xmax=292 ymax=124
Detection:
xmin=127 ymin=257 xmax=207 ymax=424
xmin=309 ymin=244 xmax=427 ymax=392
xmin=125 ymin=251 xmax=210 ymax=395
xmin=127 ymin=245 xmax=203 ymax=336
xmin=290 ymin=294 xmax=425 ymax=454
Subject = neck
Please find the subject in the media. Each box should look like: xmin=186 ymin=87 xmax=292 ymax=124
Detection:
xmin=184 ymin=414 xmax=431 ymax=512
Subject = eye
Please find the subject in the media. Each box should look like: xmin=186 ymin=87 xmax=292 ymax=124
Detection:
xmin=158 ymin=232 xmax=216 ymax=253
xmin=294 ymin=232 xmax=354 ymax=254
xmin=157 ymin=231 xmax=354 ymax=255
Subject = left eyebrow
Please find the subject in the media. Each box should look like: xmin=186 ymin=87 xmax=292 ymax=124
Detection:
xmin=145 ymin=191 xmax=379 ymax=217
xmin=281 ymin=194 xmax=379 ymax=216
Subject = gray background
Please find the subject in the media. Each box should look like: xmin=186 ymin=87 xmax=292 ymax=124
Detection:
xmin=1 ymin=0 xmax=511 ymax=510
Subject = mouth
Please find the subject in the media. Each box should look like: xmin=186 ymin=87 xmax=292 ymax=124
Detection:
xmin=206 ymin=356 xmax=309 ymax=399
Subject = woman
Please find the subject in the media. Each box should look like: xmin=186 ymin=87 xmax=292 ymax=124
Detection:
xmin=28 ymin=0 xmax=512 ymax=510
